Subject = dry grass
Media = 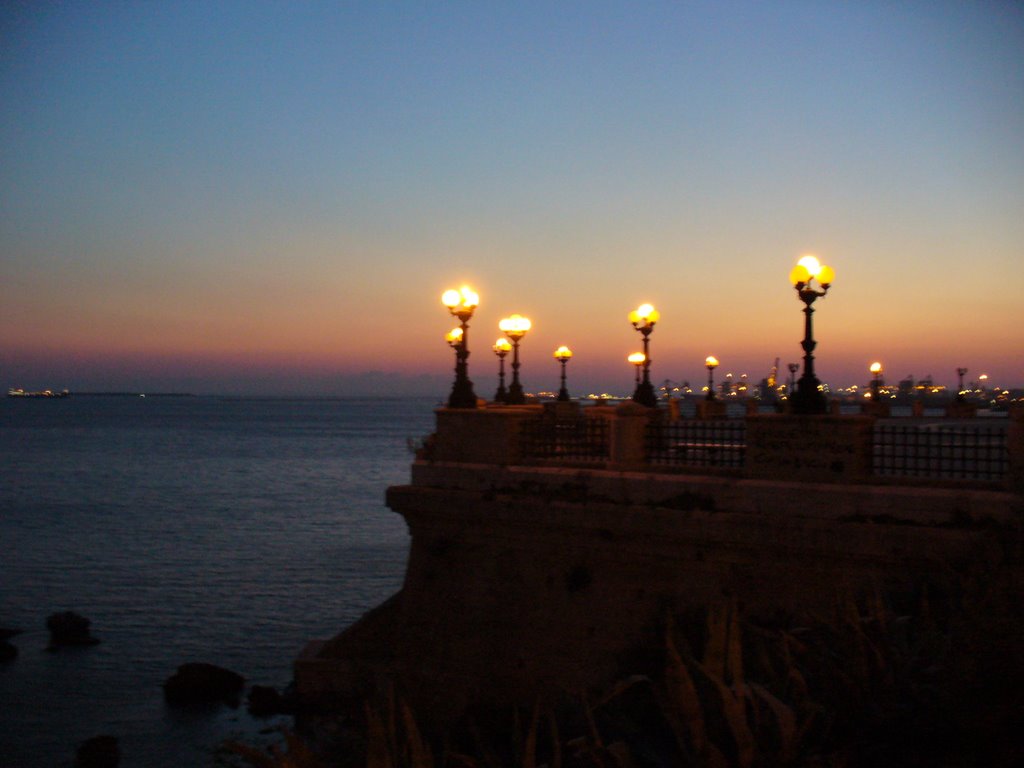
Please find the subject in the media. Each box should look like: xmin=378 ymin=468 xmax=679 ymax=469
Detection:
xmin=224 ymin=570 xmax=1024 ymax=767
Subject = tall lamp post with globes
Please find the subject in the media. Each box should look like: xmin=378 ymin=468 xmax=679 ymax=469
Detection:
xmin=442 ymin=286 xmax=479 ymax=408
xmin=628 ymin=353 xmax=645 ymax=390
xmin=499 ymin=314 xmax=531 ymax=405
xmin=629 ymin=303 xmax=659 ymax=407
xmin=492 ymin=338 xmax=511 ymax=403
xmin=788 ymin=255 xmax=835 ymax=415
xmin=705 ymin=356 xmax=719 ymax=401
xmin=869 ymin=361 xmax=883 ymax=401
xmin=554 ymin=346 xmax=573 ymax=401
xmin=445 ymin=327 xmax=463 ymax=350
xmin=956 ymin=367 xmax=968 ymax=402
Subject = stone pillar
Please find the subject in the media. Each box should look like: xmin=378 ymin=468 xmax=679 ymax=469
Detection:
xmin=667 ymin=398 xmax=680 ymax=422
xmin=1008 ymin=404 xmax=1024 ymax=495
xmin=946 ymin=400 xmax=978 ymax=418
xmin=864 ymin=399 xmax=890 ymax=418
xmin=608 ymin=401 xmax=652 ymax=471
xmin=543 ymin=400 xmax=581 ymax=420
xmin=432 ymin=406 xmax=542 ymax=465
xmin=696 ymin=399 xmax=727 ymax=420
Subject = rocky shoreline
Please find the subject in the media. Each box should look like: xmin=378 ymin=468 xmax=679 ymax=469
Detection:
xmin=1 ymin=611 xmax=295 ymax=767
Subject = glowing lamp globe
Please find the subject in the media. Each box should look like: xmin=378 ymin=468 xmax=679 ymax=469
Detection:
xmin=629 ymin=303 xmax=659 ymax=326
xmin=554 ymin=346 xmax=573 ymax=361
xmin=797 ymin=254 xmax=821 ymax=275
xmin=789 ymin=264 xmax=811 ymax=286
xmin=499 ymin=314 xmax=532 ymax=340
xmin=442 ymin=285 xmax=479 ymax=311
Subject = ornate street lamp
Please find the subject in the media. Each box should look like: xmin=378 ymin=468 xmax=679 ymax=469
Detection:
xmin=629 ymin=303 xmax=659 ymax=407
xmin=442 ymin=285 xmax=479 ymax=408
xmin=705 ymin=356 xmax=719 ymax=401
xmin=788 ymin=255 xmax=835 ymax=414
xmin=787 ymin=362 xmax=799 ymax=397
xmin=492 ymin=338 xmax=512 ymax=403
xmin=956 ymin=367 xmax=968 ymax=402
xmin=869 ymin=361 xmax=883 ymax=401
xmin=498 ymin=314 xmax=531 ymax=404
xmin=554 ymin=346 xmax=573 ymax=401
xmin=628 ymin=353 xmax=645 ymax=389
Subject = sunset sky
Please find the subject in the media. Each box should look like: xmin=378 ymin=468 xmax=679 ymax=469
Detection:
xmin=2 ymin=1 xmax=1021 ymax=396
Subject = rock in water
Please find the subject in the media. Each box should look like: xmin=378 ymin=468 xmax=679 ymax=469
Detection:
xmin=46 ymin=611 xmax=100 ymax=648
xmin=1 ymin=627 xmax=22 ymax=660
xmin=1 ymin=642 xmax=16 ymax=662
xmin=163 ymin=662 xmax=245 ymax=707
xmin=247 ymin=684 xmax=296 ymax=717
xmin=75 ymin=734 xmax=120 ymax=767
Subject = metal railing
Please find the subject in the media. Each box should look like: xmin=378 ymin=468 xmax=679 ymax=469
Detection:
xmin=872 ymin=422 xmax=1009 ymax=482
xmin=511 ymin=411 xmax=1012 ymax=484
xmin=646 ymin=420 xmax=746 ymax=469
xmin=520 ymin=413 xmax=610 ymax=463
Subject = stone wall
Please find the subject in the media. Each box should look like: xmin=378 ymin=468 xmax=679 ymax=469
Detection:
xmin=295 ymin=448 xmax=1023 ymax=725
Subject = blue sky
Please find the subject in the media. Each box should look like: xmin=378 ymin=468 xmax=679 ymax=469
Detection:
xmin=2 ymin=1 xmax=1022 ymax=395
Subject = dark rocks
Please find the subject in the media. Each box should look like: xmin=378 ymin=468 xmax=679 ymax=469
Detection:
xmin=46 ymin=611 xmax=100 ymax=649
xmin=75 ymin=734 xmax=120 ymax=768
xmin=0 ymin=626 xmax=20 ymax=661
xmin=163 ymin=662 xmax=244 ymax=707
xmin=247 ymin=684 xmax=295 ymax=717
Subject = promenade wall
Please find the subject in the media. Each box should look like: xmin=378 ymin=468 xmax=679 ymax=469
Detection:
xmin=294 ymin=403 xmax=1024 ymax=723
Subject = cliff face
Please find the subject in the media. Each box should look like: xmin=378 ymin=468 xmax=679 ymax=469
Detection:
xmin=295 ymin=459 xmax=1022 ymax=725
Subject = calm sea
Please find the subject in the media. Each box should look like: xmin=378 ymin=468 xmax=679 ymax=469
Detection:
xmin=0 ymin=395 xmax=437 ymax=767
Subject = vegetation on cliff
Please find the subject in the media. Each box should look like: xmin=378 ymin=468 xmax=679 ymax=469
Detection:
xmin=221 ymin=569 xmax=1023 ymax=767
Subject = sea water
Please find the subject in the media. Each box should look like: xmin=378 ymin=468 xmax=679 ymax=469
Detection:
xmin=0 ymin=395 xmax=437 ymax=767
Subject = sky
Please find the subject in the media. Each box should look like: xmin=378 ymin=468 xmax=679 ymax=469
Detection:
xmin=1 ymin=1 xmax=1022 ymax=396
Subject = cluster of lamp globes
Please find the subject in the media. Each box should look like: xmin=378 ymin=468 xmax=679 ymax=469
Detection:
xmin=441 ymin=254 xmax=836 ymax=410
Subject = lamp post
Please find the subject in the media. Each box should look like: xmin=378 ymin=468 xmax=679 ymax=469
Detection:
xmin=705 ymin=356 xmax=719 ymax=401
xmin=446 ymin=327 xmax=463 ymax=386
xmin=499 ymin=314 xmax=531 ymax=404
xmin=492 ymin=338 xmax=511 ymax=403
xmin=554 ymin=346 xmax=573 ymax=401
xmin=788 ymin=255 xmax=835 ymax=415
xmin=629 ymin=303 xmax=659 ymax=407
xmin=869 ymin=361 xmax=883 ymax=401
xmin=956 ymin=367 xmax=968 ymax=402
xmin=787 ymin=363 xmax=799 ymax=397
xmin=628 ymin=353 xmax=645 ymax=389
xmin=442 ymin=286 xmax=479 ymax=408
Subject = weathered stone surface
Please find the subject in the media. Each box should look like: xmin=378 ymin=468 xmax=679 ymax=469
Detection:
xmin=46 ymin=611 xmax=99 ymax=649
xmin=295 ymin=461 xmax=1023 ymax=727
xmin=163 ymin=662 xmax=244 ymax=707
xmin=75 ymin=734 xmax=119 ymax=768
